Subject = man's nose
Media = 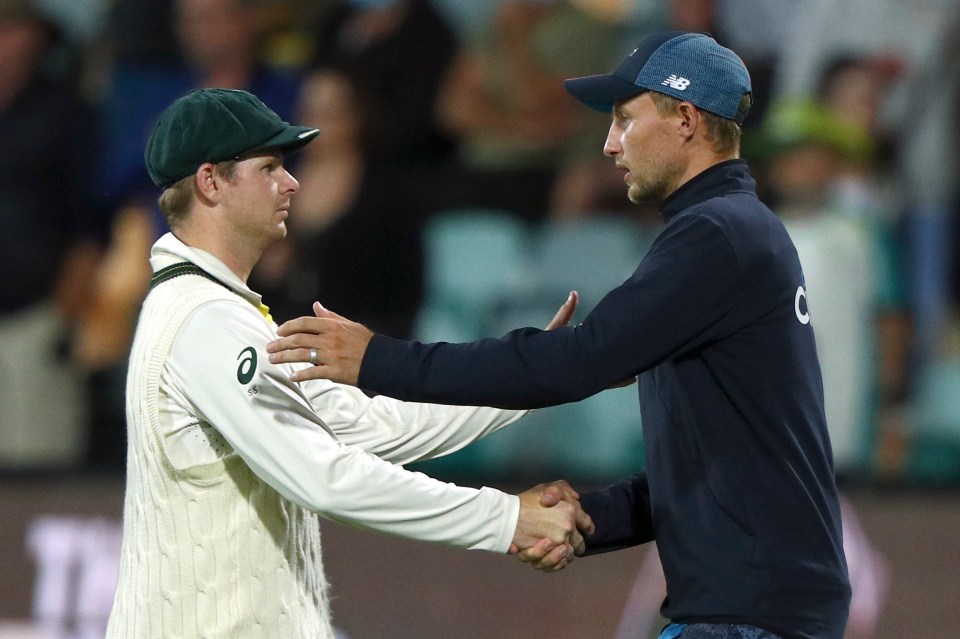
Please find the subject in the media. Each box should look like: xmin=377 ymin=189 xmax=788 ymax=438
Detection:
xmin=603 ymin=123 xmax=620 ymax=157
xmin=603 ymin=135 xmax=620 ymax=157
xmin=284 ymin=169 xmax=300 ymax=193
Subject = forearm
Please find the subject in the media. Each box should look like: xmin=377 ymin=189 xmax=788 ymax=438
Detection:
xmin=358 ymin=220 xmax=744 ymax=410
xmin=204 ymin=372 xmax=521 ymax=552
xmin=262 ymin=440 xmax=521 ymax=552
xmin=579 ymin=472 xmax=654 ymax=556
xmin=299 ymin=377 xmax=528 ymax=464
xmin=359 ymin=328 xmax=608 ymax=409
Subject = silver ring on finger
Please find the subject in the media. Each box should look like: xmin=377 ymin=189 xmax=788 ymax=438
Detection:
xmin=309 ymin=347 xmax=319 ymax=366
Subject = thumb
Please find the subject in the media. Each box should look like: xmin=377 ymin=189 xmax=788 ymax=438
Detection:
xmin=313 ymin=301 xmax=342 ymax=319
xmin=538 ymin=486 xmax=564 ymax=508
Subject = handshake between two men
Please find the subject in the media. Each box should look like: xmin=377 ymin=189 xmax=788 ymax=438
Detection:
xmin=512 ymin=480 xmax=596 ymax=572
xmin=266 ymin=292 xmax=610 ymax=573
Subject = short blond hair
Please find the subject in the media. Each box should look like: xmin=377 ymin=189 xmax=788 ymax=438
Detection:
xmin=157 ymin=159 xmax=239 ymax=230
xmin=648 ymin=91 xmax=748 ymax=156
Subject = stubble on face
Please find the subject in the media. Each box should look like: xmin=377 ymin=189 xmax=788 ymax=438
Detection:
xmin=614 ymin=94 xmax=685 ymax=205
xmin=223 ymin=152 xmax=292 ymax=249
xmin=626 ymin=153 xmax=684 ymax=204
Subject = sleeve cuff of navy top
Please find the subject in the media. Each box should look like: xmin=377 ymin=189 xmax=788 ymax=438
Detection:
xmin=359 ymin=333 xmax=417 ymax=400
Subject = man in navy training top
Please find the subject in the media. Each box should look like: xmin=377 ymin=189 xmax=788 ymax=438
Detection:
xmin=266 ymin=31 xmax=852 ymax=639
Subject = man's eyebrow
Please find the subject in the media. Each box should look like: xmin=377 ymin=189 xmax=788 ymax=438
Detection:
xmin=260 ymin=151 xmax=284 ymax=164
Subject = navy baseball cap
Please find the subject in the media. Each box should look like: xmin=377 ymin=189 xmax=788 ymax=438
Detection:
xmin=564 ymin=31 xmax=752 ymax=125
xmin=145 ymin=88 xmax=320 ymax=188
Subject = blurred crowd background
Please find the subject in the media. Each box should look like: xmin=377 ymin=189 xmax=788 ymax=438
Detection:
xmin=1 ymin=0 xmax=960 ymax=636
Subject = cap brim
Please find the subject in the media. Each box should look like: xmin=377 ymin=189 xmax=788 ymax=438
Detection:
xmin=564 ymin=74 xmax=647 ymax=113
xmin=251 ymin=125 xmax=320 ymax=155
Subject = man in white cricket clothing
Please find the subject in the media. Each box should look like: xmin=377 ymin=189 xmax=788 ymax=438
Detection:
xmin=105 ymin=88 xmax=586 ymax=638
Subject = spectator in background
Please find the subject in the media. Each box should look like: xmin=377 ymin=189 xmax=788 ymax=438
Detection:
xmin=0 ymin=0 xmax=105 ymax=469
xmin=759 ymin=98 xmax=908 ymax=477
xmin=771 ymin=0 xmax=960 ymax=389
xmin=250 ymin=66 xmax=425 ymax=335
xmin=312 ymin=0 xmax=460 ymax=169
xmin=435 ymin=0 xmax=623 ymax=222
xmin=804 ymin=54 xmax=902 ymax=228
xmin=0 ymin=0 xmax=107 ymax=470
xmin=812 ymin=55 xmax=913 ymax=474
xmin=250 ymin=0 xmax=462 ymax=333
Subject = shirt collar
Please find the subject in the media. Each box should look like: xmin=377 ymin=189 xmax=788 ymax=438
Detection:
xmin=149 ymin=232 xmax=266 ymax=309
xmin=659 ymin=159 xmax=756 ymax=223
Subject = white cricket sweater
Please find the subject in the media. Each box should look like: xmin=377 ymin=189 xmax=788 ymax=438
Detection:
xmin=106 ymin=234 xmax=524 ymax=638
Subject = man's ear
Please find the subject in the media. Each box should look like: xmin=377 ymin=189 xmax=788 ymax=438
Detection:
xmin=194 ymin=162 xmax=221 ymax=204
xmin=676 ymin=101 xmax=701 ymax=142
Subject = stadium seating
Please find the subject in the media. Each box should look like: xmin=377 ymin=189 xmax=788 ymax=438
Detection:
xmin=412 ymin=212 xmax=650 ymax=481
xmin=908 ymin=356 xmax=960 ymax=482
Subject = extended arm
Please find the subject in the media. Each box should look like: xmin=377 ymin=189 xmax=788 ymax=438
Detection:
xmin=292 ymin=293 xmax=581 ymax=463
xmin=297 ymin=378 xmax=528 ymax=465
xmin=268 ymin=215 xmax=742 ymax=409
xmin=168 ymin=300 xmax=576 ymax=553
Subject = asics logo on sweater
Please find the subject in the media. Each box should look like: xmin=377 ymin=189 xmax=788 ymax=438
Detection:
xmin=237 ymin=347 xmax=257 ymax=384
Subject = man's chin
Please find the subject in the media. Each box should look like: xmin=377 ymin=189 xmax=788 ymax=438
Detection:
xmin=627 ymin=186 xmax=650 ymax=205
xmin=627 ymin=184 xmax=666 ymax=206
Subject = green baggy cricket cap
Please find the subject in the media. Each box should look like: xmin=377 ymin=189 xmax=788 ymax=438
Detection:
xmin=145 ymin=88 xmax=320 ymax=188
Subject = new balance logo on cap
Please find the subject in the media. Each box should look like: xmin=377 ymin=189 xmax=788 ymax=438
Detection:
xmin=662 ymin=75 xmax=690 ymax=90
xmin=564 ymin=32 xmax=752 ymax=124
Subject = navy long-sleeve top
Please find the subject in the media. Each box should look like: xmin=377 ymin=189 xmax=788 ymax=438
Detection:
xmin=360 ymin=160 xmax=851 ymax=639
